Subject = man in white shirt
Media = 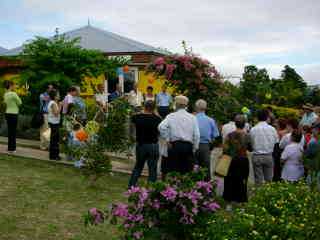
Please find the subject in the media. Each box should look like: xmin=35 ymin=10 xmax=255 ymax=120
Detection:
xmin=250 ymin=109 xmax=279 ymax=185
xmin=222 ymin=114 xmax=250 ymax=143
xmin=159 ymin=95 xmax=200 ymax=174
xmin=95 ymin=84 xmax=108 ymax=112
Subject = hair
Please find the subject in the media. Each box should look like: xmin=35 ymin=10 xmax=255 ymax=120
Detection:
xmin=235 ymin=114 xmax=245 ymax=129
xmin=73 ymin=123 xmax=81 ymax=131
xmin=67 ymin=103 xmax=75 ymax=115
xmin=144 ymin=100 xmax=155 ymax=112
xmin=195 ymin=99 xmax=207 ymax=112
xmin=287 ymin=118 xmax=299 ymax=130
xmin=302 ymin=125 xmax=312 ymax=134
xmin=68 ymin=86 xmax=77 ymax=92
xmin=48 ymin=90 xmax=57 ymax=100
xmin=267 ymin=106 xmax=273 ymax=112
xmin=278 ymin=118 xmax=287 ymax=130
xmin=147 ymin=86 xmax=153 ymax=91
xmin=3 ymin=80 xmax=14 ymax=90
xmin=291 ymin=129 xmax=302 ymax=143
xmin=257 ymin=109 xmax=269 ymax=122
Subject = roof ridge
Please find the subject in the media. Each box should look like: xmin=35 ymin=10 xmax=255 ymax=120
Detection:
xmin=86 ymin=25 xmax=159 ymax=52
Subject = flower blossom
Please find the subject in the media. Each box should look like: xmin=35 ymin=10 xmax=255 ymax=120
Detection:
xmin=154 ymin=57 xmax=165 ymax=65
xmin=196 ymin=181 xmax=213 ymax=194
xmin=203 ymin=201 xmax=220 ymax=212
xmin=112 ymin=203 xmax=129 ymax=218
xmin=161 ymin=186 xmax=178 ymax=201
xmin=165 ymin=64 xmax=176 ymax=80
xmin=133 ymin=231 xmax=143 ymax=239
xmin=89 ymin=208 xmax=104 ymax=224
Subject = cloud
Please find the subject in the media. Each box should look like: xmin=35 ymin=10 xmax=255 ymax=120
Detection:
xmin=1 ymin=0 xmax=320 ymax=83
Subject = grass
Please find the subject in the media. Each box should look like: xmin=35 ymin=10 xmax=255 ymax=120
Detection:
xmin=0 ymin=154 xmax=129 ymax=240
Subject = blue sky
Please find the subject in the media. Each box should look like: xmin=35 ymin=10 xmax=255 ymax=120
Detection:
xmin=1 ymin=0 xmax=319 ymax=84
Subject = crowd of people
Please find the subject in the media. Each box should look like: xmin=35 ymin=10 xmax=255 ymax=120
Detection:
xmin=3 ymin=80 xmax=320 ymax=209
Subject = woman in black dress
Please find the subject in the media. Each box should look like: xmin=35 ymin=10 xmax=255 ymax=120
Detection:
xmin=223 ymin=114 xmax=251 ymax=203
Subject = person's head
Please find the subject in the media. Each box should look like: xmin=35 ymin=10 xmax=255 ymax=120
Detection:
xmin=277 ymin=118 xmax=287 ymax=131
xmin=47 ymin=84 xmax=54 ymax=92
xmin=235 ymin=114 xmax=246 ymax=129
xmin=266 ymin=106 xmax=273 ymax=113
xmin=97 ymin=84 xmax=104 ymax=93
xmin=4 ymin=80 xmax=15 ymax=90
xmin=73 ymin=123 xmax=81 ymax=131
xmin=302 ymin=125 xmax=312 ymax=134
xmin=144 ymin=100 xmax=155 ymax=113
xmin=48 ymin=90 xmax=58 ymax=101
xmin=68 ymin=86 xmax=77 ymax=96
xmin=146 ymin=86 xmax=153 ymax=95
xmin=287 ymin=118 xmax=299 ymax=131
xmin=291 ymin=129 xmax=302 ymax=143
xmin=303 ymin=104 xmax=314 ymax=114
xmin=161 ymin=85 xmax=167 ymax=93
xmin=195 ymin=99 xmax=207 ymax=113
xmin=257 ymin=109 xmax=269 ymax=122
xmin=75 ymin=86 xmax=81 ymax=97
xmin=175 ymin=95 xmax=189 ymax=110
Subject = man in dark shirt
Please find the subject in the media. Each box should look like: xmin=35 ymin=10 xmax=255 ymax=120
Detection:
xmin=128 ymin=100 xmax=162 ymax=187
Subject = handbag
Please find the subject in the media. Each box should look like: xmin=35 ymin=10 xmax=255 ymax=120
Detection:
xmin=215 ymin=154 xmax=232 ymax=177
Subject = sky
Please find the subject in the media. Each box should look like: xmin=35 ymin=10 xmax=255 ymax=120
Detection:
xmin=1 ymin=0 xmax=319 ymax=84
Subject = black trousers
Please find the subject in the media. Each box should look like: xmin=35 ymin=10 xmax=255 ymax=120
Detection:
xmin=164 ymin=141 xmax=194 ymax=174
xmin=128 ymin=143 xmax=159 ymax=187
xmin=49 ymin=123 xmax=60 ymax=159
xmin=158 ymin=106 xmax=170 ymax=119
xmin=5 ymin=113 xmax=18 ymax=151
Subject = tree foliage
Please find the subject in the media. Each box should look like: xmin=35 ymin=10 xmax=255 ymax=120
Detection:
xmin=19 ymin=34 xmax=126 ymax=114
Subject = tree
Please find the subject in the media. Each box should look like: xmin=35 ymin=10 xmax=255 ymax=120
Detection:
xmin=239 ymin=65 xmax=271 ymax=105
xmin=271 ymin=65 xmax=307 ymax=107
xmin=19 ymin=34 xmax=126 ymax=114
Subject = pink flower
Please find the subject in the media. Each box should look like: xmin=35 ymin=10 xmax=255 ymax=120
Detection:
xmin=186 ymin=190 xmax=202 ymax=205
xmin=193 ymin=164 xmax=200 ymax=172
xmin=203 ymin=201 xmax=220 ymax=211
xmin=112 ymin=203 xmax=129 ymax=218
xmin=165 ymin=64 xmax=176 ymax=80
xmin=196 ymin=181 xmax=213 ymax=194
xmin=89 ymin=208 xmax=104 ymax=224
xmin=154 ymin=57 xmax=165 ymax=65
xmin=152 ymin=199 xmax=160 ymax=209
xmin=161 ymin=186 xmax=178 ymax=201
xmin=133 ymin=231 xmax=143 ymax=239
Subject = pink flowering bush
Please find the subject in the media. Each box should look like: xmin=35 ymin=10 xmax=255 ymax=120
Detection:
xmin=85 ymin=167 xmax=221 ymax=240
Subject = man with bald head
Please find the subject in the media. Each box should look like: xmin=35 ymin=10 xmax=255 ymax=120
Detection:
xmin=159 ymin=95 xmax=200 ymax=175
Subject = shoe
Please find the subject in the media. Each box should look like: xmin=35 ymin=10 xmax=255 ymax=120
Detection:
xmin=7 ymin=150 xmax=16 ymax=154
xmin=50 ymin=156 xmax=61 ymax=161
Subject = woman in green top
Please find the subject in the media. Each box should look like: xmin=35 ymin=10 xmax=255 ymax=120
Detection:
xmin=3 ymin=80 xmax=22 ymax=153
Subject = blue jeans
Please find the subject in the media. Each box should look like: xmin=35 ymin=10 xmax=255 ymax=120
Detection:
xmin=128 ymin=143 xmax=159 ymax=187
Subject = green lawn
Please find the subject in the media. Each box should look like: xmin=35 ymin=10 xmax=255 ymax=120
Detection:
xmin=0 ymin=154 xmax=129 ymax=240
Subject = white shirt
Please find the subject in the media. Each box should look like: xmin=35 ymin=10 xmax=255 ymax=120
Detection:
xmin=250 ymin=121 xmax=279 ymax=154
xmin=281 ymin=143 xmax=304 ymax=181
xmin=279 ymin=132 xmax=305 ymax=151
xmin=48 ymin=101 xmax=61 ymax=124
xmin=158 ymin=109 xmax=200 ymax=150
xmin=95 ymin=93 xmax=108 ymax=106
xmin=128 ymin=90 xmax=143 ymax=107
xmin=222 ymin=121 xmax=236 ymax=143
xmin=62 ymin=94 xmax=74 ymax=114
xmin=222 ymin=121 xmax=250 ymax=143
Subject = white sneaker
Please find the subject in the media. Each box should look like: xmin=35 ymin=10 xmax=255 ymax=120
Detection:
xmin=226 ymin=204 xmax=233 ymax=212
xmin=7 ymin=150 xmax=16 ymax=154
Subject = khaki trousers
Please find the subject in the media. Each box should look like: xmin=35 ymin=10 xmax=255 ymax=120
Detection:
xmin=40 ymin=114 xmax=49 ymax=150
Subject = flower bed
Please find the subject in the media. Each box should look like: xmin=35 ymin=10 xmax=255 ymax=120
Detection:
xmin=85 ymin=167 xmax=222 ymax=239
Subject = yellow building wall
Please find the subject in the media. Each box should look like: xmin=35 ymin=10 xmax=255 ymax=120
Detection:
xmin=138 ymin=70 xmax=174 ymax=94
xmin=0 ymin=73 xmax=27 ymax=96
xmin=81 ymin=75 xmax=105 ymax=96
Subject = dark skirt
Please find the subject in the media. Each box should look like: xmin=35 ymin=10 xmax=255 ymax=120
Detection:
xmin=273 ymin=143 xmax=283 ymax=182
xmin=223 ymin=156 xmax=249 ymax=203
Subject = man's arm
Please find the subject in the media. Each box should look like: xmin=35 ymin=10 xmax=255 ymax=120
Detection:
xmin=211 ymin=119 xmax=220 ymax=140
xmin=193 ymin=117 xmax=200 ymax=151
xmin=158 ymin=117 xmax=170 ymax=142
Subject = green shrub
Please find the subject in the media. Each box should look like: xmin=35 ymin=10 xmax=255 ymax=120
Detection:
xmin=262 ymin=104 xmax=300 ymax=119
xmin=197 ymin=182 xmax=320 ymax=240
